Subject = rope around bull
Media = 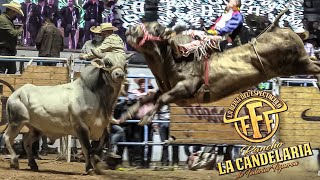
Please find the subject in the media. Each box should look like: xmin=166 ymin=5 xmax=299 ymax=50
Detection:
xmin=249 ymin=38 xmax=269 ymax=79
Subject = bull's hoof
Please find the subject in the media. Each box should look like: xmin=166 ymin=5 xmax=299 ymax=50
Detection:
xmin=94 ymin=162 xmax=110 ymax=175
xmin=96 ymin=161 xmax=108 ymax=171
xmin=30 ymin=165 xmax=39 ymax=171
xmin=87 ymin=169 xmax=96 ymax=176
xmin=10 ymin=163 xmax=19 ymax=169
xmin=10 ymin=157 xmax=19 ymax=169
xmin=94 ymin=169 xmax=102 ymax=175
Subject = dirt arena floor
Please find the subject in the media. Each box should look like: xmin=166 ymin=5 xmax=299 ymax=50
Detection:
xmin=0 ymin=154 xmax=319 ymax=180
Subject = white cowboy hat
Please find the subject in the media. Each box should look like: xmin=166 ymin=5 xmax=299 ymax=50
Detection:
xmin=100 ymin=23 xmax=118 ymax=32
xmin=2 ymin=1 xmax=24 ymax=16
xmin=134 ymin=74 xmax=152 ymax=85
xmin=294 ymin=27 xmax=309 ymax=40
xmin=90 ymin=26 xmax=102 ymax=34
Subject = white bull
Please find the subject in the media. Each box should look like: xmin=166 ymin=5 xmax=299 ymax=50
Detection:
xmin=2 ymin=50 xmax=129 ymax=174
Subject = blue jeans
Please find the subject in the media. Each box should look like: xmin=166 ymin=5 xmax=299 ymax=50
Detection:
xmin=111 ymin=125 xmax=125 ymax=157
xmin=159 ymin=123 xmax=179 ymax=166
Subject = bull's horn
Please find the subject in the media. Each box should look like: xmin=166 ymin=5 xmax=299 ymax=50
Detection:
xmin=91 ymin=49 xmax=106 ymax=59
xmin=125 ymin=53 xmax=135 ymax=60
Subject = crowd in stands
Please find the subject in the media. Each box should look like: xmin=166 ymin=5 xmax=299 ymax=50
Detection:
xmin=302 ymin=18 xmax=320 ymax=60
xmin=1 ymin=0 xmax=124 ymax=50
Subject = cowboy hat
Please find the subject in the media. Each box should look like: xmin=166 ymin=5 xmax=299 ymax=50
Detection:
xmin=307 ymin=34 xmax=317 ymax=41
xmin=134 ymin=74 xmax=152 ymax=85
xmin=2 ymin=1 xmax=24 ymax=16
xmin=294 ymin=27 xmax=309 ymax=40
xmin=90 ymin=26 xmax=102 ymax=34
xmin=100 ymin=23 xmax=118 ymax=32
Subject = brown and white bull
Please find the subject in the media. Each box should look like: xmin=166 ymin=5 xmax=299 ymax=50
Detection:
xmin=122 ymin=10 xmax=320 ymax=125
xmin=2 ymin=50 xmax=128 ymax=174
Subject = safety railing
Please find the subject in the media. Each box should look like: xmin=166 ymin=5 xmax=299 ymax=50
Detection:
xmin=0 ymin=55 xmax=148 ymax=74
xmin=280 ymin=77 xmax=318 ymax=87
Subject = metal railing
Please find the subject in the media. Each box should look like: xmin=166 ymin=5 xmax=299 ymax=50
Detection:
xmin=280 ymin=77 xmax=318 ymax=87
xmin=0 ymin=55 xmax=148 ymax=75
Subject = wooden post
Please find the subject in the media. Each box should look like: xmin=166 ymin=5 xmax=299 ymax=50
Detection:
xmin=271 ymin=78 xmax=280 ymax=143
xmin=67 ymin=54 xmax=75 ymax=163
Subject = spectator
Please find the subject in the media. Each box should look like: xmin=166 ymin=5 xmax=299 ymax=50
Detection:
xmin=154 ymin=105 xmax=180 ymax=167
xmin=20 ymin=0 xmax=41 ymax=46
xmin=305 ymin=34 xmax=318 ymax=61
xmin=109 ymin=98 xmax=128 ymax=166
xmin=37 ymin=0 xmax=45 ymax=25
xmin=310 ymin=21 xmax=319 ymax=32
xmin=60 ymin=0 xmax=80 ymax=49
xmin=79 ymin=23 xmax=125 ymax=61
xmin=35 ymin=17 xmax=64 ymax=65
xmin=83 ymin=0 xmax=104 ymax=42
xmin=0 ymin=1 xmax=24 ymax=74
xmin=43 ymin=0 xmax=60 ymax=27
xmin=295 ymin=27 xmax=317 ymax=61
xmin=310 ymin=21 xmax=320 ymax=47
xmin=302 ymin=18 xmax=310 ymax=31
xmin=126 ymin=76 xmax=154 ymax=168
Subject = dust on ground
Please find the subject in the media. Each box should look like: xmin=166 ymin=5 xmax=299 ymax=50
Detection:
xmin=0 ymin=155 xmax=318 ymax=180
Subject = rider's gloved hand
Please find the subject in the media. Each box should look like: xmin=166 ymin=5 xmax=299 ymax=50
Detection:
xmin=207 ymin=29 xmax=218 ymax=35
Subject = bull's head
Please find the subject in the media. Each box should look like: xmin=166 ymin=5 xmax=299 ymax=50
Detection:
xmin=125 ymin=22 xmax=175 ymax=50
xmin=91 ymin=49 xmax=133 ymax=83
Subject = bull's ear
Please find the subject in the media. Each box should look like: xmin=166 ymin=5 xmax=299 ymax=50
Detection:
xmin=91 ymin=59 xmax=105 ymax=68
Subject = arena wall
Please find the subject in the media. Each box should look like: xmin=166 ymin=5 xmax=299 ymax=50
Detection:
xmin=279 ymin=86 xmax=320 ymax=148
xmin=0 ymin=66 xmax=69 ymax=131
xmin=169 ymin=94 xmax=271 ymax=145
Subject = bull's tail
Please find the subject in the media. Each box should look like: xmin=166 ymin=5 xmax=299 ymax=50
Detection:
xmin=265 ymin=7 xmax=289 ymax=33
xmin=0 ymin=124 xmax=8 ymax=135
xmin=0 ymin=104 xmax=11 ymax=135
xmin=2 ymin=94 xmax=30 ymax=135
xmin=0 ymin=105 xmax=10 ymax=151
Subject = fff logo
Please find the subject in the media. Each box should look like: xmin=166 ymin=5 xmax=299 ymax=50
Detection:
xmin=224 ymin=92 xmax=288 ymax=143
